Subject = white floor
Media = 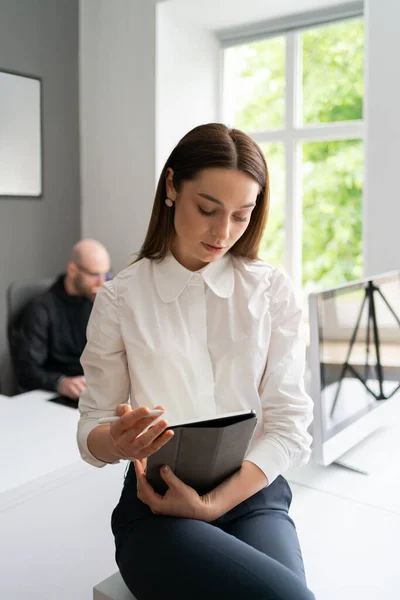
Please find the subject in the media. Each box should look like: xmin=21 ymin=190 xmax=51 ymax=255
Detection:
xmin=289 ymin=480 xmax=400 ymax=599
xmin=286 ymin=418 xmax=400 ymax=598
xmin=1 ymin=391 xmax=400 ymax=599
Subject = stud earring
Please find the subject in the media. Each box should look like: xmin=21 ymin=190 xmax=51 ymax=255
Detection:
xmin=165 ymin=198 xmax=174 ymax=207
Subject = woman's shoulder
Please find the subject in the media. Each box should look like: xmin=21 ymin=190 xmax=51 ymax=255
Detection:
xmin=232 ymin=256 xmax=294 ymax=297
xmin=93 ymin=259 xmax=152 ymax=307
xmin=232 ymin=255 xmax=275 ymax=282
xmin=110 ymin=257 xmax=152 ymax=290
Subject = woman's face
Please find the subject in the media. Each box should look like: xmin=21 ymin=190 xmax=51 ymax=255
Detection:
xmin=166 ymin=168 xmax=259 ymax=271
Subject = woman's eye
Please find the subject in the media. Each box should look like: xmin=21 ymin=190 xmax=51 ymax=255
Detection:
xmin=198 ymin=206 xmax=248 ymax=222
xmin=198 ymin=207 xmax=215 ymax=216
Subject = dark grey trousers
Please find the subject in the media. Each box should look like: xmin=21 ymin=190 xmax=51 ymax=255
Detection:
xmin=112 ymin=464 xmax=315 ymax=600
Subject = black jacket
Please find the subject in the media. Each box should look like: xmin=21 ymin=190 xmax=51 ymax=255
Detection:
xmin=13 ymin=275 xmax=93 ymax=392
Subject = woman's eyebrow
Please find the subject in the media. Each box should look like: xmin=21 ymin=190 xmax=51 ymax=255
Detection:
xmin=198 ymin=193 xmax=255 ymax=209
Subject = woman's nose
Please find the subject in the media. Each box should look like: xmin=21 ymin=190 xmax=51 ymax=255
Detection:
xmin=212 ymin=218 xmax=230 ymax=242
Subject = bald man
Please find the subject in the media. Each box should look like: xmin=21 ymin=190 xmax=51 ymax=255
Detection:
xmin=14 ymin=239 xmax=111 ymax=401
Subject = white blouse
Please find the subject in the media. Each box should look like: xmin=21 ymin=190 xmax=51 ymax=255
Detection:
xmin=77 ymin=252 xmax=313 ymax=485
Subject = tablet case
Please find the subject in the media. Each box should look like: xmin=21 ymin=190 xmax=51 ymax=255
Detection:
xmin=146 ymin=410 xmax=257 ymax=495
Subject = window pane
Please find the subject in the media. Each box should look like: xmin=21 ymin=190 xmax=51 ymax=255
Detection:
xmin=258 ymin=143 xmax=285 ymax=268
xmin=223 ymin=37 xmax=285 ymax=132
xmin=302 ymin=18 xmax=364 ymax=125
xmin=302 ymin=139 xmax=363 ymax=293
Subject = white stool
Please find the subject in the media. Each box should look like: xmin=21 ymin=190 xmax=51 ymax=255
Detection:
xmin=93 ymin=571 xmax=136 ymax=600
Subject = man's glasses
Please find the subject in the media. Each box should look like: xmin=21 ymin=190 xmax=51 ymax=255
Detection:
xmin=76 ymin=264 xmax=113 ymax=281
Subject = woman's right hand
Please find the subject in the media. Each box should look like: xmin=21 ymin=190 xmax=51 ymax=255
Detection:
xmin=108 ymin=403 xmax=174 ymax=460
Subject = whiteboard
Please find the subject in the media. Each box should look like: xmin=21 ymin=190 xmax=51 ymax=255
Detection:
xmin=0 ymin=70 xmax=42 ymax=197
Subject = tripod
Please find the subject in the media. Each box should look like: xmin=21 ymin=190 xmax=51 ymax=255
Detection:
xmin=330 ymin=281 xmax=400 ymax=418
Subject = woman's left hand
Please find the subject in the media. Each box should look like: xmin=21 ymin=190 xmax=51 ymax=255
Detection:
xmin=134 ymin=459 xmax=215 ymax=521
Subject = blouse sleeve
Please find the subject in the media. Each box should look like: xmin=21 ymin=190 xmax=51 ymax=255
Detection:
xmin=77 ymin=280 xmax=130 ymax=468
xmin=245 ymin=269 xmax=313 ymax=485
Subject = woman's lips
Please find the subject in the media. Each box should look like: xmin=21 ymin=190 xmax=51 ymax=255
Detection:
xmin=201 ymin=242 xmax=225 ymax=252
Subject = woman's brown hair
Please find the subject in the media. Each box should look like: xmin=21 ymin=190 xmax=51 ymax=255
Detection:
xmin=135 ymin=123 xmax=269 ymax=263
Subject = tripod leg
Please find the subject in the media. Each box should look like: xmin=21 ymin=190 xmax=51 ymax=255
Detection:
xmin=330 ymin=290 xmax=368 ymax=418
xmin=377 ymin=289 xmax=400 ymax=327
xmin=365 ymin=292 xmax=372 ymax=382
xmin=370 ymin=284 xmax=385 ymax=399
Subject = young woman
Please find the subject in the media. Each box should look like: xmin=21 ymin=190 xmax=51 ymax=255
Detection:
xmin=78 ymin=123 xmax=315 ymax=600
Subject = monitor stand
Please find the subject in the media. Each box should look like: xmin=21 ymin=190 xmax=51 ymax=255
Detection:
xmin=334 ymin=425 xmax=400 ymax=475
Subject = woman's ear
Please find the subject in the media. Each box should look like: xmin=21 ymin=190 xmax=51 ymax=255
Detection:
xmin=165 ymin=168 xmax=177 ymax=201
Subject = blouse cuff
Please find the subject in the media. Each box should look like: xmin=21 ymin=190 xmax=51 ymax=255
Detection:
xmin=245 ymin=438 xmax=292 ymax=486
xmin=77 ymin=418 xmax=121 ymax=468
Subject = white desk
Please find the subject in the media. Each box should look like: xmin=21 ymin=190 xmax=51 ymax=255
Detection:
xmin=0 ymin=389 xmax=127 ymax=600
xmin=0 ymin=390 xmax=81 ymax=494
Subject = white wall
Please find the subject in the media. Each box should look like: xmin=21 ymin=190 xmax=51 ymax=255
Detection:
xmin=80 ymin=0 xmax=157 ymax=273
xmin=156 ymin=2 xmax=220 ymax=175
xmin=364 ymin=0 xmax=400 ymax=276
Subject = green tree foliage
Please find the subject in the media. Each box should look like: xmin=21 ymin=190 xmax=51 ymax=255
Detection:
xmin=258 ymin=142 xmax=285 ymax=269
xmin=303 ymin=19 xmax=364 ymax=125
xmin=226 ymin=37 xmax=285 ymax=132
xmin=302 ymin=139 xmax=363 ymax=293
xmin=227 ymin=18 xmax=364 ymax=290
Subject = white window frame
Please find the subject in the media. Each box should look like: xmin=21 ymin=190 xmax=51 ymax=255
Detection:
xmin=218 ymin=9 xmax=364 ymax=291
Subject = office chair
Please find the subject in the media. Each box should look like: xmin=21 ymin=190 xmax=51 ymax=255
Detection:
xmin=6 ymin=278 xmax=54 ymax=394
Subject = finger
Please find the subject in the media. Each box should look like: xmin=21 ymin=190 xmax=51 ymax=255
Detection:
xmin=126 ymin=425 xmax=174 ymax=459
xmin=114 ymin=406 xmax=159 ymax=435
xmin=138 ymin=469 xmax=163 ymax=505
xmin=115 ymin=403 xmax=132 ymax=417
xmin=134 ymin=457 xmax=147 ymax=472
xmin=117 ymin=417 xmax=169 ymax=450
xmin=134 ymin=460 xmax=143 ymax=494
xmin=159 ymin=465 xmax=182 ymax=489
xmin=70 ymin=385 xmax=80 ymax=400
xmin=133 ymin=459 xmax=145 ymax=477
xmin=139 ymin=429 xmax=174 ymax=458
xmin=136 ymin=484 xmax=146 ymax=505
xmin=134 ymin=463 xmax=160 ymax=506
xmin=110 ymin=410 xmax=149 ymax=440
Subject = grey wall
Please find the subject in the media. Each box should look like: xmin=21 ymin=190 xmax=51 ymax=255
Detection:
xmin=0 ymin=0 xmax=80 ymax=394
xmin=80 ymin=0 xmax=156 ymax=273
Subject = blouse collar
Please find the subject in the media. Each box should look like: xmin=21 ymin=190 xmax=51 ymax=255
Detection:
xmin=153 ymin=252 xmax=235 ymax=303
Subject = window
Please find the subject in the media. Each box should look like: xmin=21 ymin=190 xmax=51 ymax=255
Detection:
xmin=221 ymin=17 xmax=364 ymax=295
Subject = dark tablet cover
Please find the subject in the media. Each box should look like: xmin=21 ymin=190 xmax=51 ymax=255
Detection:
xmin=146 ymin=410 xmax=257 ymax=495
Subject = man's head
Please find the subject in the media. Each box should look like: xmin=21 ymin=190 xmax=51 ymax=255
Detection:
xmin=65 ymin=239 xmax=111 ymax=301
